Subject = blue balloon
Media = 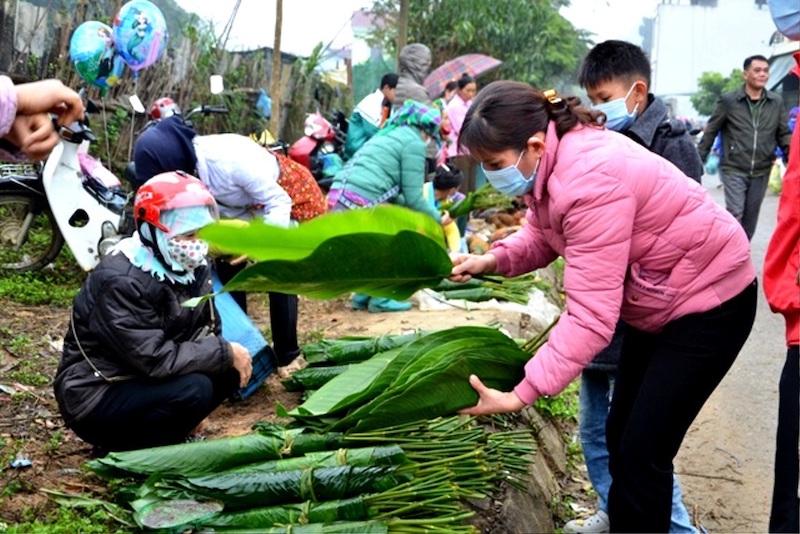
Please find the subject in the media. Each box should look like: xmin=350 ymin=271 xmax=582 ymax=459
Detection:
xmin=112 ymin=0 xmax=168 ymax=72
xmin=69 ymin=21 xmax=126 ymax=89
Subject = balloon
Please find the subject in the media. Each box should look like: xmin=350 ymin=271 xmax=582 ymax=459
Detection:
xmin=69 ymin=21 xmax=126 ymax=89
xmin=112 ymin=0 xmax=168 ymax=72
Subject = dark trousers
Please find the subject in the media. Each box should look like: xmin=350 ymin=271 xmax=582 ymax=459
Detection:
xmin=769 ymin=345 xmax=800 ymax=533
xmin=71 ymin=370 xmax=239 ymax=451
xmin=214 ymin=258 xmax=300 ymax=366
xmin=607 ymin=280 xmax=757 ymax=532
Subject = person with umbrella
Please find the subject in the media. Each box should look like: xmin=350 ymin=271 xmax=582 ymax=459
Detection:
xmin=445 ymin=73 xmax=478 ymax=192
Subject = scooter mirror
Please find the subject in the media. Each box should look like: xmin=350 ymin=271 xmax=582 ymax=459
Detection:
xmin=129 ymin=95 xmax=146 ymax=114
xmin=210 ymin=75 xmax=224 ymax=95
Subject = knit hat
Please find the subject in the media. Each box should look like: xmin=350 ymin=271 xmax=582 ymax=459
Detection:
xmin=378 ymin=100 xmax=441 ymax=143
xmin=134 ymin=116 xmax=198 ymax=186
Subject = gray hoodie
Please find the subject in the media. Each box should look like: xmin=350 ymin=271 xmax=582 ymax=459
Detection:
xmin=393 ymin=43 xmax=436 ymax=159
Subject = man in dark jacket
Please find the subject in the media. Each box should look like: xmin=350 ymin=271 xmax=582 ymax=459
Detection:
xmin=697 ymin=54 xmax=792 ymax=240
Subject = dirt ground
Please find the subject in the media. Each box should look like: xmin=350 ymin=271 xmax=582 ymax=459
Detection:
xmin=0 ymin=280 xmax=772 ymax=532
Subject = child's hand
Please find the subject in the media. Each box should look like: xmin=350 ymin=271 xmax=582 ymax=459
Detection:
xmin=15 ymin=80 xmax=84 ymax=126
xmin=449 ymin=252 xmax=496 ymax=282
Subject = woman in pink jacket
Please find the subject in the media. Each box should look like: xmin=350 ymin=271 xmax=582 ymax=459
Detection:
xmin=451 ymin=81 xmax=756 ymax=532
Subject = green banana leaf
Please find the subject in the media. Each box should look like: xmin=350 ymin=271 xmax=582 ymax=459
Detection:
xmin=219 ymin=230 xmax=451 ymax=300
xmin=179 ymin=465 xmax=410 ymax=509
xmin=217 ymin=445 xmax=407 ymax=475
xmin=290 ymin=348 xmax=405 ymax=418
xmin=88 ymin=429 xmax=350 ymax=479
xmin=302 ymin=332 xmax=425 ymax=365
xmin=134 ymin=498 xmax=224 ymax=530
xmin=200 ymin=205 xmax=445 ymax=262
xmin=282 ymin=365 xmax=352 ymax=392
xmin=214 ymin=521 xmax=389 ymax=534
xmin=198 ymin=497 xmax=367 ymax=529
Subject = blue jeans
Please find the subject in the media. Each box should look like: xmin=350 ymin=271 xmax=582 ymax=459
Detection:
xmin=580 ymin=369 xmax=697 ymax=533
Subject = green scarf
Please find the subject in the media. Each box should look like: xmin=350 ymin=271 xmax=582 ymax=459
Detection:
xmin=378 ymin=100 xmax=442 ymax=143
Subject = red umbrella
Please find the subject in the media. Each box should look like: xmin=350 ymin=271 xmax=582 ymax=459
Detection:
xmin=424 ymin=54 xmax=503 ymax=99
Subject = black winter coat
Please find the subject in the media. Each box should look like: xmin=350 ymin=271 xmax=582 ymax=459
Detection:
xmin=54 ymin=252 xmax=231 ymax=426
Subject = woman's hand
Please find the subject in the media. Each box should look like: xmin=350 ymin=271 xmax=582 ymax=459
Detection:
xmin=449 ymin=252 xmax=496 ymax=282
xmin=440 ymin=212 xmax=453 ymax=226
xmin=229 ymin=341 xmax=253 ymax=387
xmin=15 ymin=79 xmax=84 ymax=126
xmin=6 ymin=114 xmax=60 ymax=161
xmin=458 ymin=374 xmax=526 ymax=416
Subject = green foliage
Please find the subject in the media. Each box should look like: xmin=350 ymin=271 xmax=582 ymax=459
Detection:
xmin=691 ymin=69 xmax=742 ymax=116
xmin=10 ymin=357 xmax=50 ymax=387
xmin=367 ymin=0 xmax=591 ymax=90
xmin=0 ymin=260 xmax=84 ymax=307
xmin=533 ymin=380 xmax=579 ymax=422
xmin=2 ymin=506 xmax=123 ymax=534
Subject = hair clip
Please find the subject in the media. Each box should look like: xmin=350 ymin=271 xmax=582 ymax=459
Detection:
xmin=543 ymin=89 xmax=562 ymax=105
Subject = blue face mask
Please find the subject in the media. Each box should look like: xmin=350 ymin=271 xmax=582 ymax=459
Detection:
xmin=593 ymin=83 xmax=640 ymax=132
xmin=481 ymin=150 xmax=540 ymax=197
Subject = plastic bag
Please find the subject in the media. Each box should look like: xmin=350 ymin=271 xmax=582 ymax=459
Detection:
xmin=769 ymin=160 xmax=785 ymax=194
xmin=704 ymin=153 xmax=719 ymax=176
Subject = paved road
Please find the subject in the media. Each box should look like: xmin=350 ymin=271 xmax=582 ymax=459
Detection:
xmin=676 ymin=173 xmax=785 ymax=532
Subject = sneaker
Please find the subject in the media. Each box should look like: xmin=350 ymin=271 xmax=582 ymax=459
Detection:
xmin=351 ymin=293 xmax=370 ymax=310
xmin=564 ymin=511 xmax=610 ymax=533
xmin=367 ymin=297 xmax=412 ymax=313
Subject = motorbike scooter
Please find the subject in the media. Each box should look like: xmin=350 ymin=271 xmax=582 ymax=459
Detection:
xmin=287 ymin=110 xmax=348 ymax=191
xmin=0 ymin=113 xmax=131 ymax=272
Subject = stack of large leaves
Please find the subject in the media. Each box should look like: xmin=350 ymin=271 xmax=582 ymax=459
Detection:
xmin=287 ymin=324 xmax=552 ymax=433
xmin=442 ymin=183 xmax=515 ymax=218
xmin=430 ymin=272 xmax=550 ymax=306
xmin=71 ymin=416 xmax=534 ymax=532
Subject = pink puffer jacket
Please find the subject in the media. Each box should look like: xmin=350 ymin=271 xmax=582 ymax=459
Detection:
xmin=490 ymin=121 xmax=755 ymax=404
xmin=0 ymin=75 xmax=22 ymax=161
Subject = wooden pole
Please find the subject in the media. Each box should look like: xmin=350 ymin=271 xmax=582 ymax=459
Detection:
xmin=397 ymin=0 xmax=409 ymax=66
xmin=269 ymin=0 xmax=283 ymax=138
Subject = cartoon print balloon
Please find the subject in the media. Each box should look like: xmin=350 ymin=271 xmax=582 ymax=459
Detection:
xmin=112 ymin=0 xmax=168 ymax=73
xmin=69 ymin=21 xmax=126 ymax=89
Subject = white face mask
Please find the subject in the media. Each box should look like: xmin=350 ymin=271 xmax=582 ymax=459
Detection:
xmin=166 ymin=237 xmax=209 ymax=272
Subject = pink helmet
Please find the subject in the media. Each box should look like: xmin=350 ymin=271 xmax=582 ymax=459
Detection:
xmin=148 ymin=97 xmax=181 ymax=120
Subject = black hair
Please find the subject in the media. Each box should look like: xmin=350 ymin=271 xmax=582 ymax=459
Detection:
xmin=433 ymin=165 xmax=463 ymax=190
xmin=444 ymin=80 xmax=458 ymax=92
xmin=457 ymin=73 xmax=475 ymax=90
xmin=380 ymin=73 xmax=399 ymax=90
xmin=578 ymin=39 xmax=652 ymax=89
xmin=459 ymin=81 xmax=603 ymax=157
xmin=743 ymin=55 xmax=769 ymax=70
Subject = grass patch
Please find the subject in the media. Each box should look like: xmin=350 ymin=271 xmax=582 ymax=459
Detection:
xmin=533 ymin=380 xmax=579 ymax=422
xmin=3 ymin=506 xmax=125 ymax=533
xmin=0 ymin=254 xmax=85 ymax=307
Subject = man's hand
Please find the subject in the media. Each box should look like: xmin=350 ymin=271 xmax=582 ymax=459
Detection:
xmin=15 ymin=80 xmax=84 ymax=126
xmin=449 ymin=252 xmax=497 ymax=283
xmin=6 ymin=114 xmax=59 ymax=161
xmin=229 ymin=341 xmax=252 ymax=388
xmin=458 ymin=374 xmax=526 ymax=416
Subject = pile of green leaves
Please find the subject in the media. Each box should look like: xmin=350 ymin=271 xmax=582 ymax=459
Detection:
xmin=66 ymin=416 xmax=534 ymax=532
xmin=431 ymin=272 xmax=550 ymax=306
xmin=442 ymin=183 xmax=515 ymax=219
xmin=287 ymin=324 xmax=554 ymax=433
